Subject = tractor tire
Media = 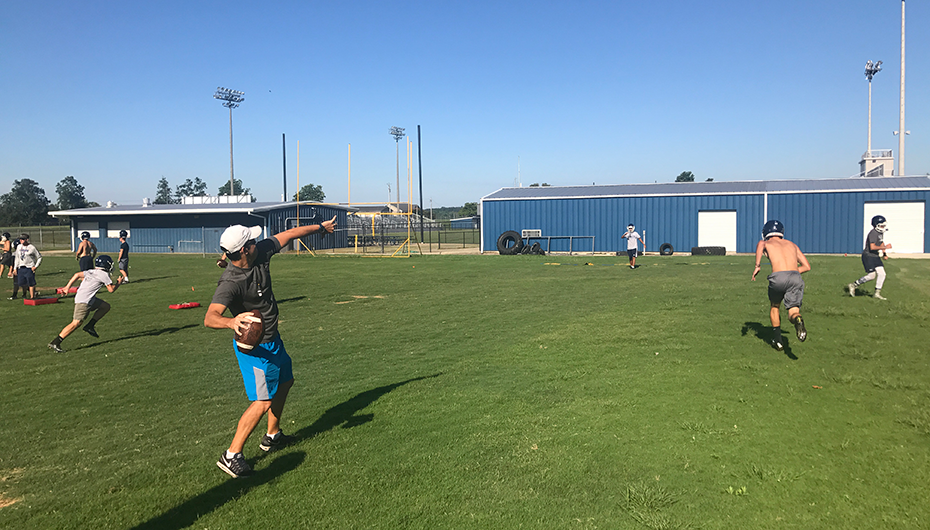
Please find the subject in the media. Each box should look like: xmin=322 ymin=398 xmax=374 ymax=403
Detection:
xmin=497 ymin=231 xmax=524 ymax=255
xmin=690 ymin=246 xmax=726 ymax=256
xmin=659 ymin=243 xmax=674 ymax=256
xmin=530 ymin=242 xmax=544 ymax=255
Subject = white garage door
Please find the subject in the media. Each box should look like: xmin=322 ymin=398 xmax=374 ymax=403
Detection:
xmin=863 ymin=202 xmax=925 ymax=254
xmin=698 ymin=211 xmax=737 ymax=252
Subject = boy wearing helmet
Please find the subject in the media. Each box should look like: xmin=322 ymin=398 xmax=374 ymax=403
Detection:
xmin=621 ymin=223 xmax=646 ymax=269
xmin=48 ymin=255 xmax=124 ymax=352
xmin=117 ymin=230 xmax=130 ymax=283
xmin=76 ymin=231 xmax=97 ymax=271
xmin=847 ymin=215 xmax=891 ymax=300
xmin=751 ymin=220 xmax=811 ymax=351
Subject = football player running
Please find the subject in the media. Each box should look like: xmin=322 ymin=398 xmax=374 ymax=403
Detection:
xmin=205 ymin=216 xmax=336 ymax=479
xmin=48 ymin=255 xmax=124 ymax=352
xmin=752 ymin=220 xmax=811 ymax=351
xmin=847 ymin=215 xmax=891 ymax=300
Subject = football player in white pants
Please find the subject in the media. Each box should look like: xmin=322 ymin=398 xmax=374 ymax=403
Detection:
xmin=848 ymin=215 xmax=891 ymax=300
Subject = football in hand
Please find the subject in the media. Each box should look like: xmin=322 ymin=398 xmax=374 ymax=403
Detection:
xmin=217 ymin=259 xmax=228 ymax=268
xmin=234 ymin=309 xmax=263 ymax=351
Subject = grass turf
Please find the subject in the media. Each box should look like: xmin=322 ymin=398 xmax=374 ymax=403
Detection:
xmin=1 ymin=252 xmax=928 ymax=529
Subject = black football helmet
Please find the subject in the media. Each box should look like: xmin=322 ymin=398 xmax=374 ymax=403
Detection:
xmin=80 ymin=231 xmax=90 ymax=240
xmin=871 ymin=215 xmax=888 ymax=233
xmin=119 ymin=230 xmax=128 ymax=238
xmin=94 ymin=255 xmax=114 ymax=272
xmin=1 ymin=232 xmax=9 ymax=242
xmin=762 ymin=220 xmax=784 ymax=239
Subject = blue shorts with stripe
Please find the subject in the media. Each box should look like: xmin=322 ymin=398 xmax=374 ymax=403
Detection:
xmin=233 ymin=334 xmax=293 ymax=401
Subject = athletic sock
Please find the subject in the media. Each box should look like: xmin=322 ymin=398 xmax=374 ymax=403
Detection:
xmin=773 ymin=327 xmax=782 ymax=341
xmin=50 ymin=336 xmax=63 ymax=346
xmin=225 ymin=450 xmax=239 ymax=460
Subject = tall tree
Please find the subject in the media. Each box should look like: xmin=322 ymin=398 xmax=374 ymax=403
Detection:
xmin=217 ymin=178 xmax=252 ymax=197
xmin=155 ymin=177 xmax=177 ymax=204
xmin=675 ymin=171 xmax=695 ymax=182
xmin=292 ymin=183 xmax=325 ymax=202
xmin=0 ymin=179 xmax=51 ymax=225
xmin=458 ymin=202 xmax=478 ymax=217
xmin=55 ymin=176 xmax=88 ymax=210
xmin=175 ymin=177 xmax=208 ymax=200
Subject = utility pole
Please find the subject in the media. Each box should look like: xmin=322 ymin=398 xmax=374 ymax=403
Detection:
xmin=864 ymin=60 xmax=882 ymax=153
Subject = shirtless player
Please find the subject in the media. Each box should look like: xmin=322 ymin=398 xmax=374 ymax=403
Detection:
xmin=751 ymin=220 xmax=810 ymax=351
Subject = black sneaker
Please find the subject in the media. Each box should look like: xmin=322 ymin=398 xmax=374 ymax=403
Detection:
xmin=82 ymin=326 xmax=99 ymax=338
xmin=48 ymin=343 xmax=63 ymax=353
xmin=259 ymin=431 xmax=293 ymax=452
xmin=793 ymin=317 xmax=807 ymax=342
xmin=217 ymin=452 xmax=253 ymax=478
xmin=771 ymin=339 xmax=784 ymax=351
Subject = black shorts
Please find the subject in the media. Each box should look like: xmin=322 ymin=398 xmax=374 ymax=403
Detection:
xmin=627 ymin=249 xmax=638 ymax=259
xmin=16 ymin=267 xmax=36 ymax=287
xmin=861 ymin=253 xmax=883 ymax=273
xmin=0 ymin=252 xmax=11 ymax=266
xmin=79 ymin=256 xmax=94 ymax=271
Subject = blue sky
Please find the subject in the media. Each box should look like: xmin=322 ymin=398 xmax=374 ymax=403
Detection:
xmin=2 ymin=1 xmax=927 ymax=208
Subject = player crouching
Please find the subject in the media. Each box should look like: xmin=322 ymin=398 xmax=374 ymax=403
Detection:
xmin=49 ymin=255 xmax=124 ymax=353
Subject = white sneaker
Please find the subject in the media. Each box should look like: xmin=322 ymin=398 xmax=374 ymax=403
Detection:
xmin=847 ymin=283 xmax=856 ymax=297
xmin=874 ymin=291 xmax=887 ymax=300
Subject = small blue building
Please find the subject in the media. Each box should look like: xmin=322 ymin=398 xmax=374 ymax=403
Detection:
xmin=450 ymin=216 xmax=479 ymax=230
xmin=480 ymin=176 xmax=930 ymax=254
xmin=51 ymin=200 xmax=351 ymax=254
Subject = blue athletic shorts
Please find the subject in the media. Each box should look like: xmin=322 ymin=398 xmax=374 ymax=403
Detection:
xmin=233 ymin=334 xmax=293 ymax=401
xmin=16 ymin=267 xmax=36 ymax=287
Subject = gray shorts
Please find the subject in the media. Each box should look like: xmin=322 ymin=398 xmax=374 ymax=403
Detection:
xmin=73 ymin=298 xmax=102 ymax=321
xmin=119 ymin=258 xmax=129 ymax=271
xmin=767 ymin=271 xmax=804 ymax=309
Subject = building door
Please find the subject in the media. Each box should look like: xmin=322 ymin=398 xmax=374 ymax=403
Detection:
xmin=863 ymin=202 xmax=925 ymax=253
xmin=698 ymin=211 xmax=737 ymax=252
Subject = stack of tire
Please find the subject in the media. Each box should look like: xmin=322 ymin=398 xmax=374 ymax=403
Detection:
xmin=497 ymin=231 xmax=545 ymax=255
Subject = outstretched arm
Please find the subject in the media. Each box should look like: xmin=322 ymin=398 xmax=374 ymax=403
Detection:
xmin=273 ymin=215 xmax=337 ymax=248
xmin=62 ymin=272 xmax=84 ymax=295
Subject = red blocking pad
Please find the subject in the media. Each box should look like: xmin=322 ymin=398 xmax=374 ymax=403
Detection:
xmin=56 ymin=287 xmax=78 ymax=294
xmin=169 ymin=302 xmax=201 ymax=309
xmin=24 ymin=298 xmax=59 ymax=306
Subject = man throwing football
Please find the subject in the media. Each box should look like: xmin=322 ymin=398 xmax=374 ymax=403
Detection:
xmin=205 ymin=216 xmax=336 ymax=478
xmin=751 ymin=220 xmax=811 ymax=351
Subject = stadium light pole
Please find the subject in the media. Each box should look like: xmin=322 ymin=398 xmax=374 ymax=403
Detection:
xmin=214 ymin=87 xmax=246 ymax=198
xmin=389 ymin=126 xmax=405 ymax=207
xmin=864 ymin=60 xmax=882 ymax=153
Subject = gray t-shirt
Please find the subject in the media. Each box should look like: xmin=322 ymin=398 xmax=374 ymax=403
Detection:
xmin=75 ymin=268 xmax=112 ymax=305
xmin=863 ymin=229 xmax=883 ymax=256
xmin=211 ymin=237 xmax=282 ymax=344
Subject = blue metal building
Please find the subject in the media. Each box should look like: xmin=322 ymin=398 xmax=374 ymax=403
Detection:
xmin=480 ymin=176 xmax=930 ymax=254
xmin=50 ymin=201 xmax=351 ymax=254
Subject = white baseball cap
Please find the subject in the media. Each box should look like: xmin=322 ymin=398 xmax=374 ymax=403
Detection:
xmin=220 ymin=225 xmax=263 ymax=253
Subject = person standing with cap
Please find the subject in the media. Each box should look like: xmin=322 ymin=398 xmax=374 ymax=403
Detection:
xmin=204 ymin=215 xmax=336 ymax=478
xmin=12 ymin=234 xmax=42 ymax=300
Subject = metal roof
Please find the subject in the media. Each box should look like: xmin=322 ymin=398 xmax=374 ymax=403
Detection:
xmin=482 ymin=176 xmax=930 ymax=201
xmin=50 ymin=201 xmax=355 ymax=217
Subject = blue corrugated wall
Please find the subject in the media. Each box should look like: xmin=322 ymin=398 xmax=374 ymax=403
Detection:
xmin=482 ymin=195 xmax=763 ymax=253
xmin=482 ymin=191 xmax=930 ymax=254
xmin=70 ymin=205 xmax=348 ymax=254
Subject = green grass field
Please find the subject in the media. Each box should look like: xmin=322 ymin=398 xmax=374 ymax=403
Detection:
xmin=1 ymin=252 xmax=929 ymax=529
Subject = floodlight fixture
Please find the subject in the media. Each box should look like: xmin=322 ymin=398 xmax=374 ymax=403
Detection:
xmin=864 ymin=60 xmax=882 ymax=81
xmin=214 ymin=87 xmax=246 ymax=196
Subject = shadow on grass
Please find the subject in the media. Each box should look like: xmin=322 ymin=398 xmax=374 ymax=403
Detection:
xmin=741 ymin=322 xmax=798 ymax=360
xmin=293 ymin=373 xmax=443 ymax=441
xmin=123 ymin=276 xmax=175 ymax=284
xmin=129 ymin=374 xmax=441 ymax=530
xmin=276 ymin=296 xmax=307 ymax=304
xmin=128 ymin=451 xmax=306 ymax=530
xmin=75 ymin=324 xmax=200 ymax=350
